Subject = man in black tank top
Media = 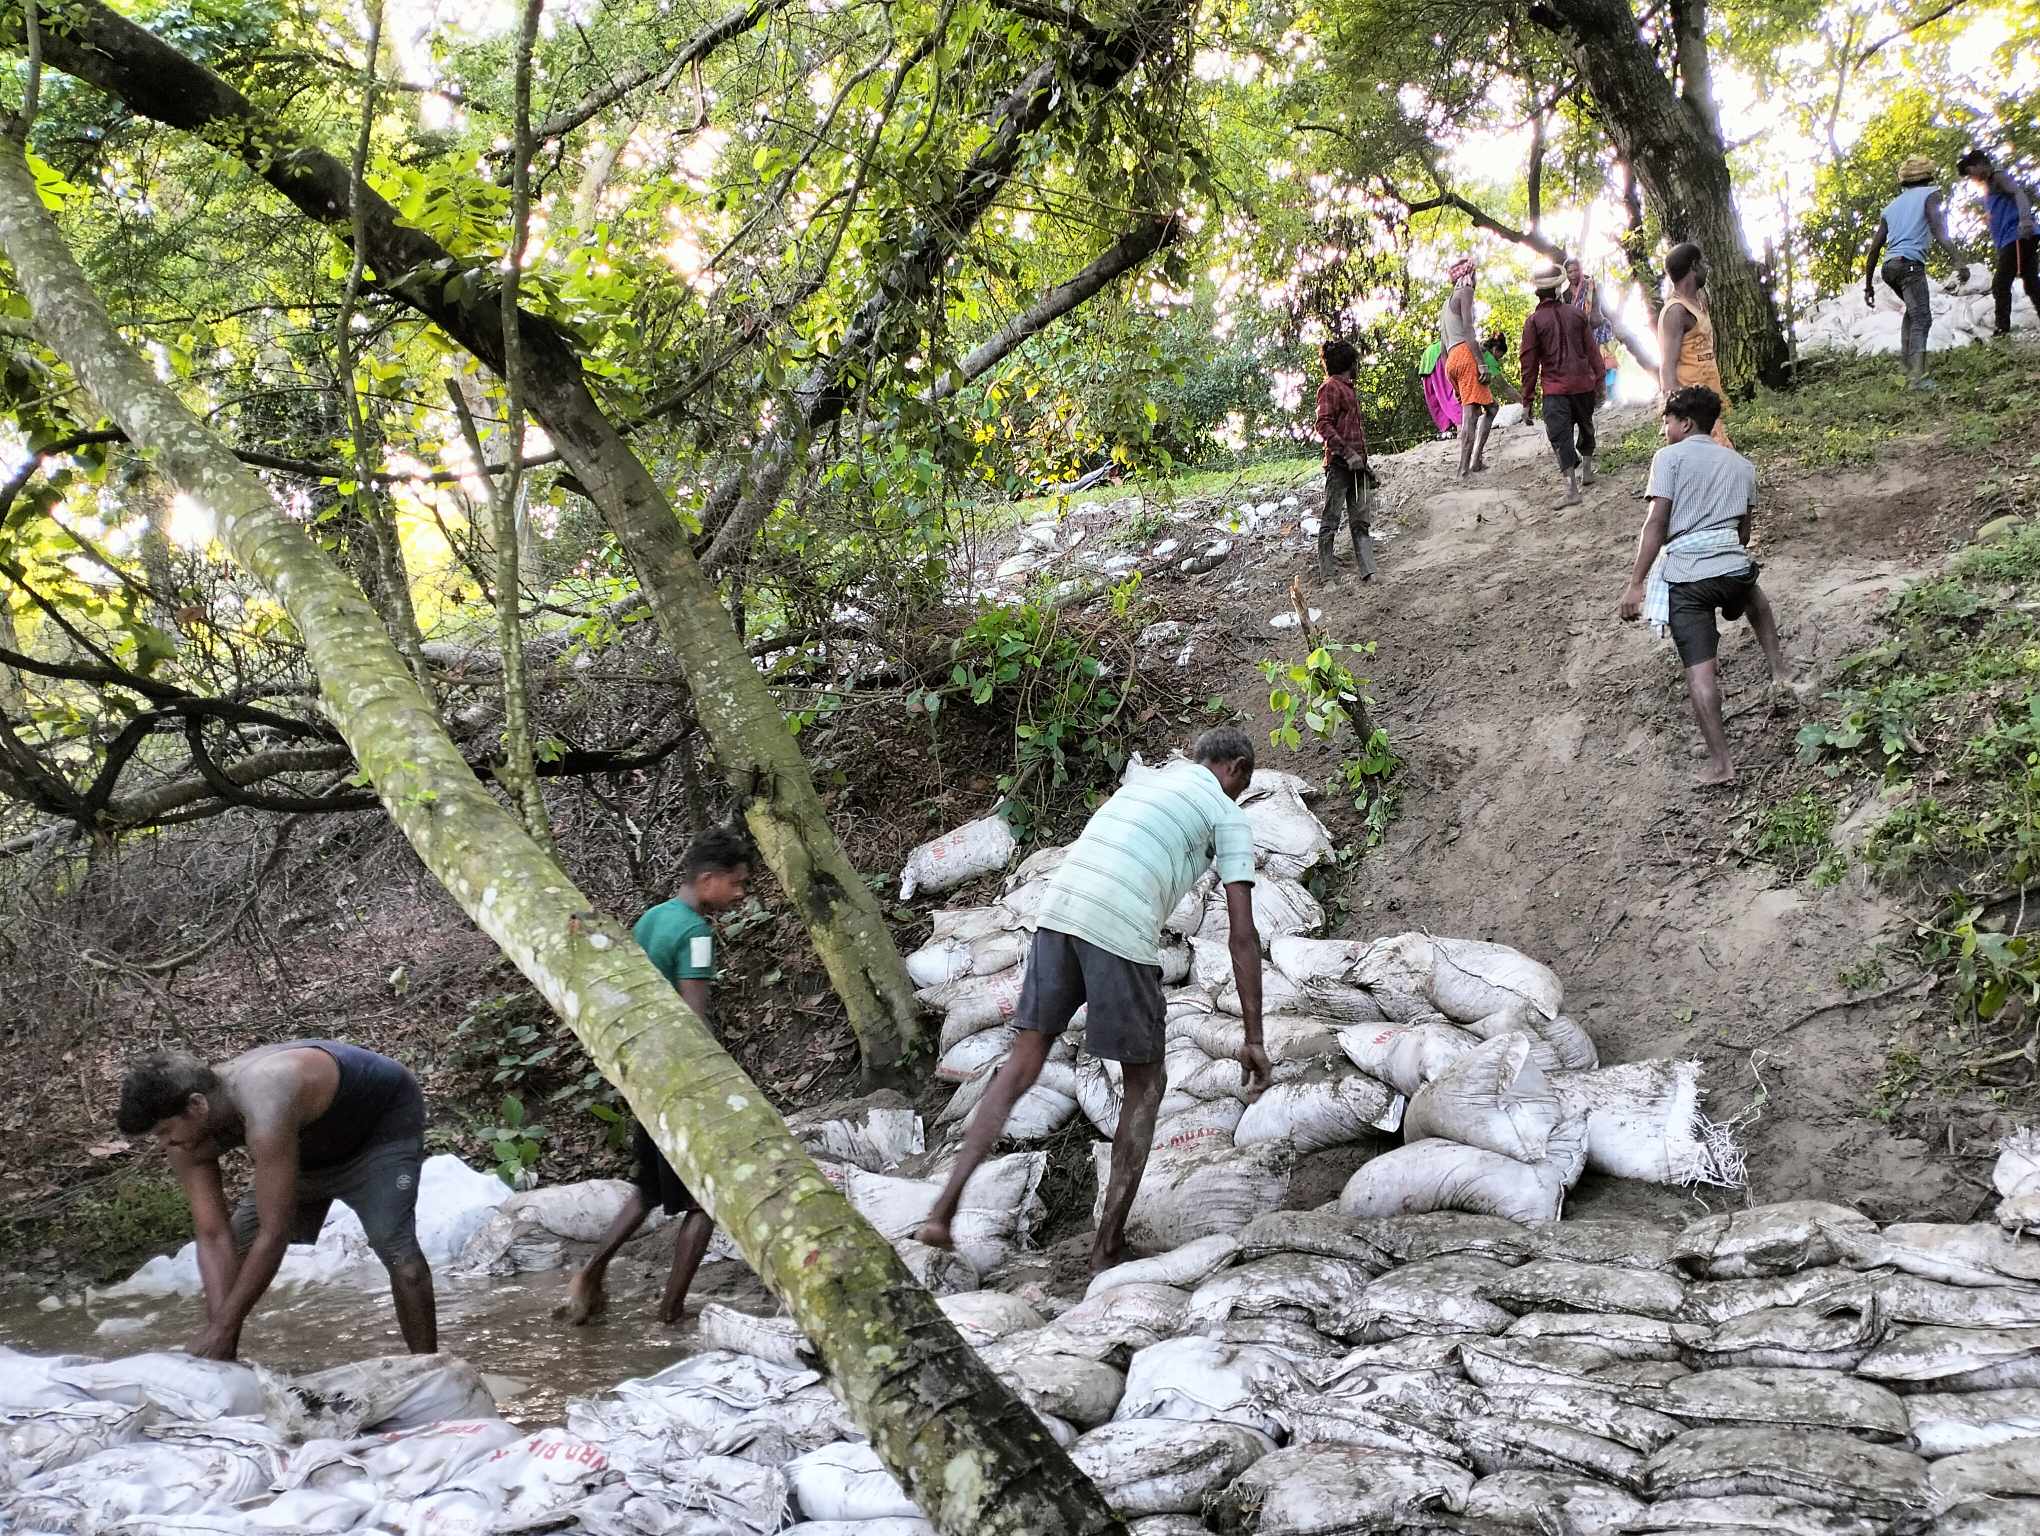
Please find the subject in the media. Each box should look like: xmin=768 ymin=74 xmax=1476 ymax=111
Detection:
xmin=116 ymin=1041 xmax=434 ymax=1360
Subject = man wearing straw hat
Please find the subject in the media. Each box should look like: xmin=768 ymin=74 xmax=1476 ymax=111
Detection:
xmin=1519 ymin=261 xmax=1608 ymax=508
xmin=1863 ymin=154 xmax=1970 ymax=390
xmin=1439 ymin=254 xmax=1496 ymax=482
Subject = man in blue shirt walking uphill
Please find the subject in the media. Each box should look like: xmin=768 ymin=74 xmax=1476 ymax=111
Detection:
xmin=558 ymin=826 xmax=754 ymax=1326
xmin=1863 ymin=154 xmax=1970 ymax=390
xmin=1958 ymin=147 xmax=2039 ymax=339
xmin=917 ymin=727 xmax=1272 ymax=1273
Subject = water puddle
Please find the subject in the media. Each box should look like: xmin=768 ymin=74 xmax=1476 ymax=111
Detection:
xmin=0 ymin=1251 xmax=775 ymax=1426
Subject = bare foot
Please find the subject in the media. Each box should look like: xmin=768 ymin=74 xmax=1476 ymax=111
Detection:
xmin=554 ymin=1272 xmax=607 ymax=1327
xmin=1469 ymin=461 xmax=1491 ymax=473
xmin=1088 ymin=1239 xmax=1124 ymax=1276
xmin=1694 ymin=761 xmax=1737 ymax=788
xmin=1555 ymin=490 xmax=1583 ymax=509
xmin=660 ymin=1300 xmax=691 ymax=1326
xmin=914 ymin=1219 xmax=954 ymax=1250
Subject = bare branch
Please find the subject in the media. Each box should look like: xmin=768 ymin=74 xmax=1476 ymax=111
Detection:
xmin=526 ymin=0 xmax=792 ymax=144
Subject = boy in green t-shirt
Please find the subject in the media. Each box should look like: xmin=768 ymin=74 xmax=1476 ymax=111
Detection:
xmin=557 ymin=826 xmax=754 ymax=1326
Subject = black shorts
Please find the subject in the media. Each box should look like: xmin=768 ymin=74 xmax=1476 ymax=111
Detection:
xmin=633 ymin=1123 xmax=700 ymax=1217
xmin=1016 ymin=928 xmax=1166 ymax=1065
xmin=1668 ymin=567 xmax=1759 ymax=667
xmin=230 ymin=1079 xmax=426 ymax=1266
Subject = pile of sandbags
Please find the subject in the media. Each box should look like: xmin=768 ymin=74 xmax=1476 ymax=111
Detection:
xmin=1796 ymin=270 xmax=2034 ymax=357
xmin=19 ymin=1197 xmax=2040 ymax=1533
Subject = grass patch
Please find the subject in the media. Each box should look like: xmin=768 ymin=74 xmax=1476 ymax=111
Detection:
xmin=2 ymin=1169 xmax=195 ymax=1283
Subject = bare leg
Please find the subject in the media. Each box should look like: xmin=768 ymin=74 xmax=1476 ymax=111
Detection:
xmin=659 ymin=1211 xmax=715 ymax=1324
xmin=1469 ymin=406 xmax=1495 ymax=470
xmin=385 ymin=1254 xmax=437 ymax=1354
xmin=916 ymin=1031 xmax=1050 ymax=1248
xmin=1457 ymin=416 xmax=1476 ymax=480
xmin=1091 ymin=1061 xmax=1165 ymax=1275
xmin=1742 ymin=583 xmax=1790 ymax=680
xmin=1685 ymin=659 xmax=1735 ymax=785
xmin=1351 ymin=480 xmax=1377 ymax=581
xmin=556 ymin=1188 xmax=650 ymax=1326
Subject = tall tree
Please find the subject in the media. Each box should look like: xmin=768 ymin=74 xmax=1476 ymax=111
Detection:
xmin=0 ymin=134 xmax=1125 ymax=1536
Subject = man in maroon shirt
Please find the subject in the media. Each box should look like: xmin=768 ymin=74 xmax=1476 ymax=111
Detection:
xmin=1313 ymin=337 xmax=1377 ymax=585
xmin=1520 ymin=262 xmax=1608 ymax=508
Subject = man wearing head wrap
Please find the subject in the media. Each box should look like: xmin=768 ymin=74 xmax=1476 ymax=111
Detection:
xmin=1520 ymin=262 xmax=1607 ymax=508
xmin=1863 ymin=154 xmax=1970 ymax=390
xmin=1439 ymin=254 xmax=1496 ymax=482
xmin=1958 ymin=147 xmax=2039 ymax=338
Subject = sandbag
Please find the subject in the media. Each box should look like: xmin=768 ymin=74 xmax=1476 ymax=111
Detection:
xmin=1338 ymin=1018 xmax=1481 ymax=1097
xmin=1068 ymin=1419 xmax=1273 ymax=1517
xmin=1551 ymin=1061 xmax=1736 ymax=1187
xmin=1865 ymin=1272 xmax=2040 ymax=1328
xmin=1928 ymin=1438 xmax=2040 ymax=1503
xmin=1461 ymin=1003 xmax=1595 ymax=1073
xmin=1236 ymin=1208 xmax=1388 ymax=1270
xmin=697 ymin=1304 xmax=813 ymax=1370
xmin=13 ymin=1417 xmax=286 ymax=1529
xmin=1829 ymin=1222 xmax=2040 ymax=1288
xmin=1483 ymin=1258 xmax=1683 ymax=1318
xmin=1462 ymin=1470 xmax=1645 ymax=1534
xmin=1644 ymin=1426 xmax=1930 ymax=1520
xmin=1209 ymin=1444 xmax=1475 ymax=1534
xmin=1269 ymin=937 xmax=1407 ymax=1023
xmin=787 ymin=1441 xmax=918 ymax=1523
xmin=1626 ymin=1494 xmax=1889 ymax=1534
xmin=1280 ymin=1389 xmax=1469 ymax=1463
xmin=1673 ymin=1201 xmax=1875 ymax=1278
xmin=1241 ymin=787 xmax=1334 ymax=879
xmin=1524 ymin=1217 xmax=1679 ymax=1272
xmin=1655 ymin=1367 xmax=1910 ymax=1441
xmin=1460 ymin=1412 xmax=1647 ymax=1491
xmin=899 ymin=814 xmax=1015 ymax=899
xmin=1403 ymin=1034 xmax=1563 ymax=1162
xmin=1690 ymin=1300 xmax=1886 ymax=1371
xmin=1996 ymin=1126 xmax=2040 ymax=1232
xmin=936 ymin=1290 xmax=1045 ymax=1347
xmin=896 ymin=1238 xmax=979 ymax=1295
xmin=783 ymin=1524 xmax=934 ymax=1536
xmin=936 ymin=1025 xmax=1018 ymax=1082
xmin=1425 ymin=936 xmax=1563 ymax=1023
xmin=1340 ymin=1138 xmax=1570 ymax=1225
xmin=1235 ymin=1067 xmax=1403 ymax=1153
xmin=841 ymin=1151 xmax=1046 ymax=1277
xmin=282 ymin=1417 xmax=522 ymax=1501
xmin=906 ymin=923 xmax=1025 ymax=989
xmin=1 ymin=1401 xmax=144 ymax=1482
xmin=1185 ymin=1253 xmax=1376 ymax=1339
xmin=1906 ymin=1389 xmax=2040 ymax=1457
xmin=1196 ymin=874 xmax=1325 ymax=947
xmin=272 ymin=1355 xmax=496 ymax=1440
xmin=1114 ymin=1337 xmax=1304 ymax=1439
xmin=1088 ymin=1233 xmax=1242 ymax=1300
xmin=1350 ymin=1254 xmax=1517 ymax=1340
xmin=1459 ymin=1335 xmax=1636 ymax=1391
xmin=1680 ymin=1266 xmax=1866 ymax=1325
xmin=1092 ymin=1140 xmax=1290 ymax=1255
xmin=979 ymin=1341 xmax=1125 ymax=1428
xmin=1475 ymin=1381 xmax=1686 ymax=1451
xmin=1202 ymin=1316 xmax=1347 ymax=1359
xmin=48 ymin=1355 xmax=265 ymax=1424
xmin=1351 ymin=1210 xmax=1534 ymax=1266
xmin=785 ymin=1102 xmax=924 ymax=1174
xmin=1040 ymin=1284 xmax=1190 ymax=1363
xmin=928 ymin=969 xmax=1026 ymax=1048
xmin=1505 ymin=1312 xmax=1706 ymax=1363
xmin=564 ymin=1351 xmax=848 ymax=1466
xmin=1857 ymin=1324 xmax=2040 ymax=1391
xmin=1182 ymin=1012 xmax=1340 ymax=1066
xmin=1154 ymin=1098 xmax=1248 ymax=1153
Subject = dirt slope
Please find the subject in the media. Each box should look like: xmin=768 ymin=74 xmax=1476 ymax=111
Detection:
xmin=1073 ymin=404 xmax=1990 ymax=1222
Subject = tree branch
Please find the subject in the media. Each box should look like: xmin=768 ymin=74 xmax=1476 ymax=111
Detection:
xmin=1858 ymin=0 xmax=1970 ymax=62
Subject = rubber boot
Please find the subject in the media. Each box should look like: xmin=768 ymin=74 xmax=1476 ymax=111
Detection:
xmin=1316 ymin=513 xmax=1339 ymax=585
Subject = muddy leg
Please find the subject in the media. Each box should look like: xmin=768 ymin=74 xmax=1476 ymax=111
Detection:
xmin=386 ymin=1254 xmax=437 ymax=1354
xmin=557 ymin=1189 xmax=649 ymax=1326
xmin=1743 ymin=582 xmax=1791 ymax=681
xmin=1685 ymin=658 xmax=1735 ymax=785
xmin=1091 ymin=1060 xmax=1165 ymax=1274
xmin=1469 ymin=405 xmax=1495 ymax=470
xmin=659 ymin=1211 xmax=715 ymax=1324
xmin=916 ymin=1031 xmax=1049 ymax=1249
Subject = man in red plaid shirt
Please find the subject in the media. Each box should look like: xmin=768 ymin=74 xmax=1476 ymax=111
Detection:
xmin=1313 ymin=338 xmax=1377 ymax=585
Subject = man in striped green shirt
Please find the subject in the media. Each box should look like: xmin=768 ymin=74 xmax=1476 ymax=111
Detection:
xmin=918 ymin=728 xmax=1270 ymax=1273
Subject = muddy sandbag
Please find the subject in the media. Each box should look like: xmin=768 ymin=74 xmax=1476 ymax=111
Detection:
xmin=1209 ymin=1443 xmax=1474 ymax=1534
xmin=1524 ymin=1218 xmax=1679 ymax=1272
xmin=783 ymin=1524 xmax=933 ymax=1536
xmin=928 ymin=968 xmax=1027 ymax=1048
xmin=1550 ymin=1061 xmax=1737 ymax=1187
xmin=936 ymin=1025 xmax=1018 ymax=1083
xmin=1351 ymin=1254 xmax=1517 ymax=1340
xmin=1402 ymin=1034 xmax=1562 ymax=1163
xmin=1092 ymin=1140 xmax=1291 ymax=1255
xmin=1241 ymin=785 xmax=1335 ymax=880
xmin=896 ymin=1237 xmax=979 ymax=1295
xmin=1644 ymin=1425 xmax=1930 ymax=1521
xmin=788 ymin=1441 xmax=919 ymax=1523
xmin=979 ymin=1339 xmax=1125 ymax=1427
xmin=1088 ymin=1233 xmax=1242 ymax=1300
xmin=1279 ymin=1393 xmax=1468 ymax=1462
xmin=1627 ymin=1495 xmax=1888 ymax=1534
xmin=1928 ymin=1438 xmax=2040 ymax=1504
xmin=1482 ymin=1258 xmax=1684 ymax=1318
xmin=1236 ymin=1067 xmax=1404 ymax=1153
xmin=1679 ymin=1266 xmax=1866 ymax=1325
xmin=1920 ymin=1500 xmax=2040 ymax=1536
xmin=1182 ymin=1012 xmax=1340 ymax=1066
xmin=49 ymin=1354 xmax=264 ymax=1423
xmin=1505 ymin=1312 xmax=1707 ymax=1363
xmin=1338 ymin=1018 xmax=1481 ymax=1097
xmin=281 ymin=1417 xmax=524 ymax=1503
xmin=1199 ymin=1317 xmax=1347 ymax=1359
xmin=13 ymin=1416 xmax=287 ymax=1529
xmin=1857 ymin=1324 xmax=2040 ymax=1391
xmin=272 ymin=1355 xmax=497 ymax=1438
xmin=1196 ymin=874 xmax=1326 ymax=948
xmin=841 ymin=1151 xmax=1045 ymax=1276
xmin=1672 ymin=1201 xmax=1875 ymax=1279
xmin=1461 ymin=1470 xmax=1645 ymax=1535
xmin=1186 ymin=1253 xmax=1377 ymax=1339
xmin=1425 ymin=936 xmax=1563 ymax=1023
xmin=1476 ymin=1381 xmax=1686 ymax=1451
xmin=1 ymin=1401 xmax=145 ymax=1482
xmin=898 ymin=813 xmax=1015 ymax=899
xmin=1996 ymin=1126 xmax=2040 ymax=1233
xmin=1341 ymin=1139 xmax=1570 ymax=1226
xmin=785 ymin=1101 xmax=923 ymax=1174
xmin=696 ymin=1305 xmax=814 ymax=1370
xmin=905 ymin=923 xmax=1026 ymax=990
xmin=1907 ymin=1389 xmax=2040 ymax=1457
xmin=1069 ymin=1419 xmax=1274 ymax=1517
xmin=1316 ymin=1336 xmax=1474 ymax=1396
xmin=1236 ymin=1208 xmax=1388 ymax=1270
xmin=1115 ymin=1337 xmax=1304 ymax=1439
xmin=1655 ymin=1366 xmax=1910 ymax=1440
xmin=1351 ymin=1210 xmax=1535 ymax=1266
xmin=1690 ymin=1300 xmax=1886 ymax=1371
xmin=1155 ymin=1098 xmax=1249 ymax=1153
xmin=1829 ymin=1221 xmax=2040 ymax=1288
xmin=1459 ymin=1336 xmax=1630 ymax=1391
xmin=1865 ymin=1272 xmax=2040 ymax=1328
xmin=1269 ymin=937 xmax=1407 ymax=1023
xmin=1039 ymin=1284 xmax=1191 ymax=1363
xmin=936 ymin=1290 xmax=1044 ymax=1347
xmin=1460 ymin=1412 xmax=1647 ymax=1491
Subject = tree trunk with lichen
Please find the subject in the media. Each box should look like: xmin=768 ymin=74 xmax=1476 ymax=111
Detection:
xmin=0 ymin=142 xmax=1123 ymax=1536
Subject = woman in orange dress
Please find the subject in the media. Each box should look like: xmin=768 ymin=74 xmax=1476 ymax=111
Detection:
xmin=1657 ymin=241 xmax=1732 ymax=447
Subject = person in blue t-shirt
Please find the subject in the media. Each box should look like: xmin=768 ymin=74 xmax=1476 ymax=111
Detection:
xmin=557 ymin=826 xmax=754 ymax=1327
xmin=1863 ymin=155 xmax=1970 ymax=391
xmin=1958 ymin=148 xmax=2039 ymax=338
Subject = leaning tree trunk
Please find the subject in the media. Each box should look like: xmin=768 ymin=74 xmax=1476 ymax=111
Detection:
xmin=1538 ymin=0 xmax=1788 ymax=395
xmin=20 ymin=0 xmax=926 ymax=1081
xmin=0 ymin=143 xmax=1123 ymax=1536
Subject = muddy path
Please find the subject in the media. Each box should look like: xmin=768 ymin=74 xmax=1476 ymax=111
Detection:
xmin=1055 ymin=406 xmax=1991 ymax=1222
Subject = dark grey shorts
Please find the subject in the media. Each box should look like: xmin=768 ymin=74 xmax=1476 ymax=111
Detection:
xmin=633 ymin=1122 xmax=700 ymax=1217
xmin=1017 ymin=928 xmax=1166 ymax=1064
xmin=1668 ymin=567 xmax=1759 ymax=667
xmin=231 ymin=1080 xmax=426 ymax=1266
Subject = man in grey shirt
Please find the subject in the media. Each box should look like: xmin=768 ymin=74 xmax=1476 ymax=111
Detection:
xmin=1617 ymin=386 xmax=1793 ymax=787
